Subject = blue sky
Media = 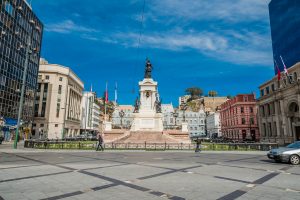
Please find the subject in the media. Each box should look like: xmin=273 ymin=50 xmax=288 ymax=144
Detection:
xmin=31 ymin=0 xmax=273 ymax=106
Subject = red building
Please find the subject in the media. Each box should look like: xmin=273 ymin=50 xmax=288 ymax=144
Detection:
xmin=220 ymin=94 xmax=259 ymax=142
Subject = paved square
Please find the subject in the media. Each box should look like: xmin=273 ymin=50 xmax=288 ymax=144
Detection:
xmin=0 ymin=148 xmax=300 ymax=200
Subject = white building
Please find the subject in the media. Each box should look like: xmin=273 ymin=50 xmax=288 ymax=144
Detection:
xmin=81 ymin=91 xmax=100 ymax=134
xmin=112 ymin=105 xmax=134 ymax=129
xmin=32 ymin=59 xmax=84 ymax=139
xmin=206 ymin=112 xmax=221 ymax=138
xmin=161 ymin=104 xmax=206 ymax=138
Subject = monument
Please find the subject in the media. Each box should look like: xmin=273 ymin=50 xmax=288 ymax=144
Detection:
xmin=130 ymin=59 xmax=164 ymax=132
xmin=103 ymin=59 xmax=191 ymax=144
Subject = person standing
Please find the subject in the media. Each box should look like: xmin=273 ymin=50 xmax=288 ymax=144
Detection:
xmin=195 ymin=138 xmax=202 ymax=153
xmin=96 ymin=133 xmax=104 ymax=151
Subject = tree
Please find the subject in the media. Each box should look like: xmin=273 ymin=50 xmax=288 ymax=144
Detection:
xmin=208 ymin=90 xmax=218 ymax=97
xmin=185 ymin=87 xmax=203 ymax=100
xmin=227 ymin=95 xmax=234 ymax=99
xmin=99 ymin=95 xmax=115 ymax=121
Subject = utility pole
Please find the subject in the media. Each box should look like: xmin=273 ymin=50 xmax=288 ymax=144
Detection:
xmin=14 ymin=35 xmax=31 ymax=149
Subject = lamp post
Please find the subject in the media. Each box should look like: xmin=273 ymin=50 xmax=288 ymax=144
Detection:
xmin=119 ymin=110 xmax=125 ymax=129
xmin=14 ymin=35 xmax=36 ymax=149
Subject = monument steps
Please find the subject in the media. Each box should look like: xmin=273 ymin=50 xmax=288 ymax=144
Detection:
xmin=114 ymin=131 xmax=189 ymax=143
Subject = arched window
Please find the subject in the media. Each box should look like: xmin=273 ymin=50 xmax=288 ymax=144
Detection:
xmin=294 ymin=72 xmax=298 ymax=81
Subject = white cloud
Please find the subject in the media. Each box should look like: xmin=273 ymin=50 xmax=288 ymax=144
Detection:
xmin=45 ymin=20 xmax=97 ymax=34
xmin=104 ymin=29 xmax=272 ymax=66
xmin=148 ymin=0 xmax=271 ymax=23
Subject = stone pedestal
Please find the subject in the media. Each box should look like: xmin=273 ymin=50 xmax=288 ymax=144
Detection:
xmin=104 ymin=121 xmax=112 ymax=131
xmin=130 ymin=78 xmax=164 ymax=132
xmin=181 ymin=122 xmax=189 ymax=132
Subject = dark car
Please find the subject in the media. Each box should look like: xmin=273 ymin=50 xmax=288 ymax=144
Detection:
xmin=267 ymin=141 xmax=300 ymax=165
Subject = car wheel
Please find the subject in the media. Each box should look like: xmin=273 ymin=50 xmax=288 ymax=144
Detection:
xmin=290 ymin=155 xmax=300 ymax=165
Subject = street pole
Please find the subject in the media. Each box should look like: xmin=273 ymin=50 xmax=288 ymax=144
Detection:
xmin=14 ymin=35 xmax=31 ymax=149
xmin=84 ymin=92 xmax=88 ymax=137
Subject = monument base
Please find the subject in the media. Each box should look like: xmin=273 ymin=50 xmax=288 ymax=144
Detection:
xmin=103 ymin=121 xmax=112 ymax=131
xmin=130 ymin=112 xmax=164 ymax=132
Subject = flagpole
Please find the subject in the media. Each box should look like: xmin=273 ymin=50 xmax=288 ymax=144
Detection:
xmin=105 ymin=82 xmax=107 ymax=122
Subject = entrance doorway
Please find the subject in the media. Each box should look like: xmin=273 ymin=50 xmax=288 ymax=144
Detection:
xmin=295 ymin=126 xmax=300 ymax=141
xmin=242 ymin=130 xmax=246 ymax=140
xmin=251 ymin=130 xmax=256 ymax=141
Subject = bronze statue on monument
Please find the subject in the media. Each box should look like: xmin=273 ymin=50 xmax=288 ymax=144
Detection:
xmin=144 ymin=58 xmax=153 ymax=78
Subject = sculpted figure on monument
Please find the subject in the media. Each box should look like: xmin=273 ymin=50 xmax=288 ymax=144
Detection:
xmin=144 ymin=59 xmax=153 ymax=78
xmin=154 ymin=96 xmax=162 ymax=113
xmin=133 ymin=97 xmax=140 ymax=113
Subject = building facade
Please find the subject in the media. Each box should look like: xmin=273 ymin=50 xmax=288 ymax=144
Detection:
xmin=257 ymin=62 xmax=300 ymax=144
xmin=206 ymin=112 xmax=221 ymax=138
xmin=220 ymin=94 xmax=259 ymax=142
xmin=112 ymin=105 xmax=134 ymax=129
xmin=32 ymin=59 xmax=84 ymax=139
xmin=269 ymin=0 xmax=300 ymax=73
xmin=80 ymin=91 xmax=100 ymax=135
xmin=0 ymin=0 xmax=43 ymax=128
xmin=161 ymin=104 xmax=206 ymax=138
xmin=203 ymin=97 xmax=227 ymax=113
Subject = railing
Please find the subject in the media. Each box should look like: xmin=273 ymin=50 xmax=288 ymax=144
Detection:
xmin=24 ymin=140 xmax=278 ymax=151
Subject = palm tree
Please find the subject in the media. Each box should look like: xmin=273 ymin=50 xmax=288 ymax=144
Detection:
xmin=208 ymin=90 xmax=218 ymax=97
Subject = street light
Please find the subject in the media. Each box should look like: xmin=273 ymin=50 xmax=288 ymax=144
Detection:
xmin=14 ymin=35 xmax=37 ymax=149
xmin=119 ymin=110 xmax=125 ymax=129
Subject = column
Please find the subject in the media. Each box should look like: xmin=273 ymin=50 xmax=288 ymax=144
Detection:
xmin=280 ymin=99 xmax=288 ymax=136
xmin=274 ymin=101 xmax=281 ymax=137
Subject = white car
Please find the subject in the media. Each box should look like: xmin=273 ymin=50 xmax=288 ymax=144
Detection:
xmin=267 ymin=141 xmax=300 ymax=165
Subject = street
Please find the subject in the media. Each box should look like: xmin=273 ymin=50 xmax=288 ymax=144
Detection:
xmin=0 ymin=147 xmax=300 ymax=200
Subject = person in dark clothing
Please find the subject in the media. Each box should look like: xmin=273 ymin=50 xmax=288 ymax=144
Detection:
xmin=195 ymin=138 xmax=202 ymax=152
xmin=96 ymin=134 xmax=104 ymax=151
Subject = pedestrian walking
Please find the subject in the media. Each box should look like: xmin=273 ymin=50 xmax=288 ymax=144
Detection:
xmin=195 ymin=137 xmax=202 ymax=153
xmin=96 ymin=133 xmax=104 ymax=151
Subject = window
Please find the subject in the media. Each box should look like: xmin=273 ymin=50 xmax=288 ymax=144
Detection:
xmin=242 ymin=118 xmax=246 ymax=124
xmin=40 ymin=124 xmax=44 ymax=127
xmin=266 ymin=87 xmax=270 ymax=94
xmin=55 ymin=124 xmax=58 ymax=127
xmin=56 ymin=103 xmax=60 ymax=117
xmin=58 ymin=85 xmax=62 ymax=94
xmin=59 ymin=77 xmax=63 ymax=81
xmin=5 ymin=1 xmax=14 ymax=16
xmin=41 ymin=102 xmax=46 ymax=117
xmin=45 ymin=75 xmax=49 ymax=80
xmin=250 ymin=118 xmax=254 ymax=125
xmin=244 ymin=96 xmax=248 ymax=102
xmin=271 ymin=84 xmax=275 ymax=91
xmin=250 ymin=107 xmax=253 ymax=113
xmin=241 ymin=107 xmax=244 ymax=113
xmin=260 ymin=89 xmax=264 ymax=96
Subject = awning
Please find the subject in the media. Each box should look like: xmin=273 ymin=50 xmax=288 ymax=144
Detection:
xmin=3 ymin=117 xmax=17 ymax=126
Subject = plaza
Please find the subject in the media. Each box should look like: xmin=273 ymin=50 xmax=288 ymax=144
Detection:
xmin=0 ymin=145 xmax=300 ymax=200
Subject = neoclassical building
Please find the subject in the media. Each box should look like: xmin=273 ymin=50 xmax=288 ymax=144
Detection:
xmin=32 ymin=59 xmax=84 ymax=139
xmin=257 ymin=62 xmax=300 ymax=144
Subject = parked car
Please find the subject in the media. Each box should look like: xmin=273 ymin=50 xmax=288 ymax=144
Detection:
xmin=267 ymin=141 xmax=300 ymax=165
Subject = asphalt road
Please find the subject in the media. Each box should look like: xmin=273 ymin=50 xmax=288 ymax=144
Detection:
xmin=0 ymin=147 xmax=299 ymax=200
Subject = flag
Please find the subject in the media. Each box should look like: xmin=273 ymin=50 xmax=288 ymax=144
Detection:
xmin=280 ymin=55 xmax=291 ymax=83
xmin=105 ymin=82 xmax=108 ymax=103
xmin=274 ymin=60 xmax=281 ymax=81
xmin=115 ymin=82 xmax=118 ymax=104
xmin=280 ymin=55 xmax=288 ymax=75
